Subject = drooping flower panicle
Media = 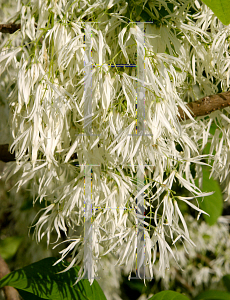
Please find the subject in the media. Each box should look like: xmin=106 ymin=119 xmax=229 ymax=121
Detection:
xmin=1 ymin=0 xmax=230 ymax=284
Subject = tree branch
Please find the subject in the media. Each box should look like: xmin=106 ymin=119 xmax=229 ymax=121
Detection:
xmin=178 ymin=91 xmax=230 ymax=121
xmin=0 ymin=92 xmax=230 ymax=162
xmin=0 ymin=23 xmax=21 ymax=34
xmin=0 ymin=254 xmax=20 ymax=300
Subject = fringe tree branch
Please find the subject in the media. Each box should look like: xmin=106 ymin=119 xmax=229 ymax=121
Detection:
xmin=0 ymin=23 xmax=21 ymax=34
xmin=0 ymin=92 xmax=230 ymax=162
xmin=178 ymin=91 xmax=230 ymax=121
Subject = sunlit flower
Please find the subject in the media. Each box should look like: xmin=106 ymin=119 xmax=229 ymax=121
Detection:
xmin=1 ymin=0 xmax=230 ymax=286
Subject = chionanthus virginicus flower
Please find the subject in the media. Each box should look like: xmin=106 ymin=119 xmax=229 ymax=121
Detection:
xmin=1 ymin=0 xmax=230 ymax=285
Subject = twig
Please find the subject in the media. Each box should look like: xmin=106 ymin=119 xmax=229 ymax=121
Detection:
xmin=178 ymin=91 xmax=230 ymax=120
xmin=0 ymin=23 xmax=21 ymax=34
xmin=0 ymin=254 xmax=20 ymax=300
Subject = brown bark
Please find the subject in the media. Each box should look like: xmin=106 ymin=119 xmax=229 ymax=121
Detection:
xmin=0 ymin=23 xmax=21 ymax=34
xmin=178 ymin=91 xmax=230 ymax=121
xmin=0 ymin=255 xmax=20 ymax=300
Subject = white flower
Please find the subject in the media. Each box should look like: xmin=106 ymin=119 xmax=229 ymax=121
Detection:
xmin=2 ymin=0 xmax=230 ymax=285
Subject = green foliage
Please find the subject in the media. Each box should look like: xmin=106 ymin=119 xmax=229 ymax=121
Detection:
xmin=18 ymin=290 xmax=47 ymax=300
xmin=0 ymin=236 xmax=24 ymax=260
xmin=148 ymin=290 xmax=189 ymax=300
xmin=196 ymin=166 xmax=223 ymax=225
xmin=193 ymin=290 xmax=230 ymax=300
xmin=223 ymin=275 xmax=230 ymax=292
xmin=0 ymin=257 xmax=106 ymax=300
xmin=200 ymin=0 xmax=230 ymax=25
xmin=126 ymin=0 xmax=230 ymax=26
xmin=125 ymin=0 xmax=173 ymax=24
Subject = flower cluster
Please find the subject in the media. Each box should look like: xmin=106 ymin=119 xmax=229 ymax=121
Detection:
xmin=97 ymin=215 xmax=230 ymax=300
xmin=1 ymin=0 xmax=230 ymax=284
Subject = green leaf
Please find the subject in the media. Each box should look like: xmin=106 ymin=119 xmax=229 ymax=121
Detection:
xmin=193 ymin=290 xmax=230 ymax=300
xmin=148 ymin=291 xmax=190 ymax=300
xmin=135 ymin=5 xmax=143 ymax=17
xmin=196 ymin=167 xmax=223 ymax=225
xmin=0 ymin=257 xmax=107 ymax=300
xmin=200 ymin=0 xmax=230 ymax=25
xmin=223 ymin=275 xmax=230 ymax=292
xmin=0 ymin=236 xmax=24 ymax=260
xmin=18 ymin=290 xmax=47 ymax=300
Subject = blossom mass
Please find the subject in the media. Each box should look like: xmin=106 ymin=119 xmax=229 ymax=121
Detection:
xmin=0 ymin=0 xmax=230 ymax=285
